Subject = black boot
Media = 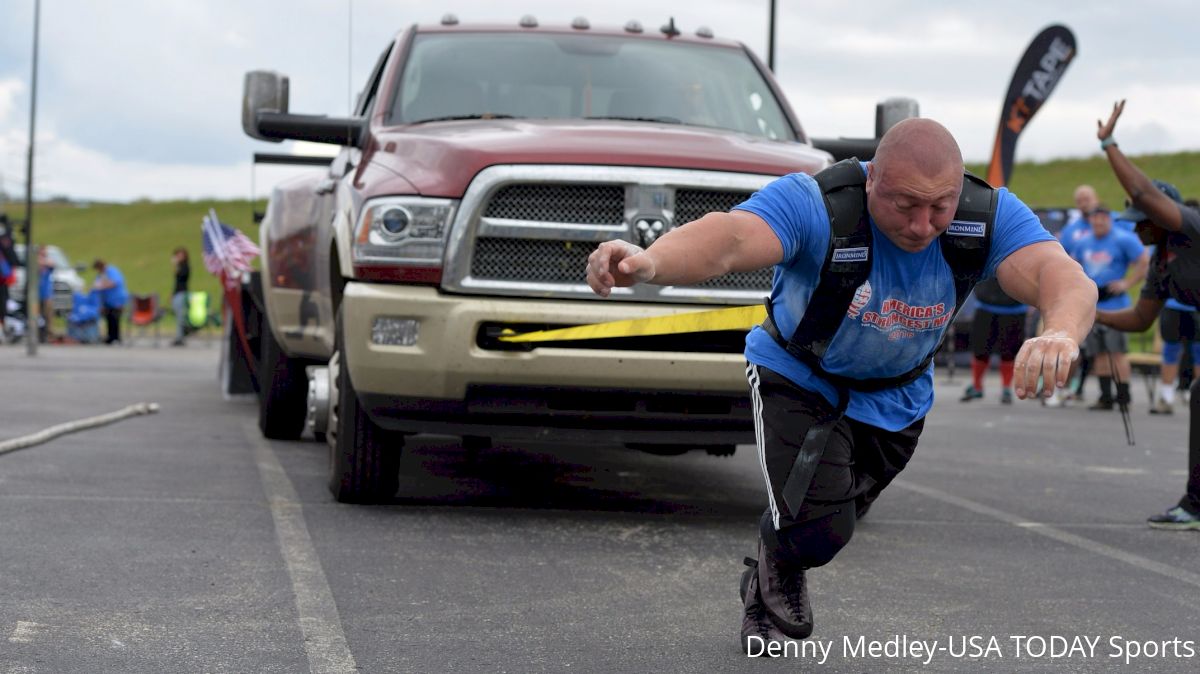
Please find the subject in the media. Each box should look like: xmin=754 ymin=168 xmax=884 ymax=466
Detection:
xmin=740 ymin=558 xmax=788 ymax=654
xmin=757 ymin=540 xmax=814 ymax=639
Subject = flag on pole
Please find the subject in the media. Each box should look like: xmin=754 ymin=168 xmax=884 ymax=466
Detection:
xmin=201 ymin=209 xmax=260 ymax=288
xmin=201 ymin=209 xmax=260 ymax=386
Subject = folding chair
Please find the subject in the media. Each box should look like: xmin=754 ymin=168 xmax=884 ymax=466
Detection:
xmin=128 ymin=293 xmax=165 ymax=346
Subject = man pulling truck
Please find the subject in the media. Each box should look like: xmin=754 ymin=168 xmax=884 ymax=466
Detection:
xmin=586 ymin=119 xmax=1096 ymax=651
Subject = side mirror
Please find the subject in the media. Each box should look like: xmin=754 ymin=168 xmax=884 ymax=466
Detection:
xmin=875 ymin=97 xmax=919 ymax=138
xmin=811 ymin=97 xmax=920 ymax=162
xmin=242 ymin=70 xmax=290 ymax=142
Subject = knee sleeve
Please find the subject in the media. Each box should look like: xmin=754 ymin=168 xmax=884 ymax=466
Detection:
xmin=760 ymin=505 xmax=857 ymax=570
xmin=1163 ymin=341 xmax=1182 ymax=366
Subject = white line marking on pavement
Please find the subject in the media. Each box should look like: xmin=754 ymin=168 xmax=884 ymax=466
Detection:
xmin=0 ymin=404 xmax=159 ymax=457
xmin=1084 ymin=465 xmax=1147 ymax=475
xmin=8 ymin=621 xmax=43 ymax=643
xmin=246 ymin=423 xmax=357 ymax=674
xmin=894 ymin=480 xmax=1200 ymax=589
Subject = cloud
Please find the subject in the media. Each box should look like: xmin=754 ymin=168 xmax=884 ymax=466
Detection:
xmin=1 ymin=0 xmax=1199 ymax=201
xmin=0 ymin=78 xmax=24 ymax=123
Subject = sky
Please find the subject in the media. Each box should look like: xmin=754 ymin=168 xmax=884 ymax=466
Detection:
xmin=1 ymin=0 xmax=1198 ymax=203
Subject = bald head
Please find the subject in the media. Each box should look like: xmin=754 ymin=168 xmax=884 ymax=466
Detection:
xmin=1073 ymin=184 xmax=1098 ymax=212
xmin=873 ymin=118 xmax=963 ymax=181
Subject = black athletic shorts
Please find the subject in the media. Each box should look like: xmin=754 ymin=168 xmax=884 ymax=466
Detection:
xmin=746 ymin=363 xmax=924 ymax=530
xmin=969 ymin=308 xmax=1025 ymax=360
xmin=1160 ymin=307 xmax=1199 ymax=343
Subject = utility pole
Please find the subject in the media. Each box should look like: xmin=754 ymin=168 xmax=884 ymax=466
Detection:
xmin=23 ymin=0 xmax=41 ymax=356
xmin=767 ymin=0 xmax=777 ymax=71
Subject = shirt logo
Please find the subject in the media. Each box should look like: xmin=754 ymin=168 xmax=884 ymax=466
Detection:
xmin=847 ymin=280 xmax=872 ymax=318
xmin=832 ymin=247 xmax=869 ymax=263
xmin=947 ymin=220 xmax=986 ymax=237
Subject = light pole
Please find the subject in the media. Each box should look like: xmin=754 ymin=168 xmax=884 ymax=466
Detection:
xmin=23 ymin=0 xmax=41 ymax=356
xmin=767 ymin=0 xmax=777 ymax=71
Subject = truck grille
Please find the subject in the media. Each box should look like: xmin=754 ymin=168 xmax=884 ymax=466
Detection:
xmin=446 ymin=166 xmax=780 ymax=303
xmin=483 ymin=184 xmax=624 ymax=224
xmin=472 ymin=238 xmax=597 ymax=283
xmin=675 ymin=188 xmax=753 ymax=226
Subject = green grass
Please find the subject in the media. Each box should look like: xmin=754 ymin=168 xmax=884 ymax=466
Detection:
xmin=966 ymin=150 xmax=1200 ymax=208
xmin=1 ymin=199 xmax=265 ymax=314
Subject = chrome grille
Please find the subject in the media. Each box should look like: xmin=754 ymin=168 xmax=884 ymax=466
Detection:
xmin=695 ymin=268 xmax=773 ymax=290
xmin=473 ymin=237 xmax=597 ymax=283
xmin=675 ymin=189 xmax=753 ymax=226
xmin=483 ymin=184 xmax=624 ymax=224
xmin=447 ymin=165 xmax=779 ymax=302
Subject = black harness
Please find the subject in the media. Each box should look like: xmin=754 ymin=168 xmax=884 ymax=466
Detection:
xmin=763 ymin=158 xmax=997 ymax=392
xmin=761 ymin=158 xmax=998 ymax=521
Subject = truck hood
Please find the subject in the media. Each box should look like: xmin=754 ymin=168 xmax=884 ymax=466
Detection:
xmin=366 ymin=119 xmax=831 ymax=197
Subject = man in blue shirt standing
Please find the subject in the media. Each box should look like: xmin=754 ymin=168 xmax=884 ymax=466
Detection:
xmin=92 ymin=258 xmax=128 ymax=345
xmin=1072 ymin=207 xmax=1147 ymax=410
xmin=587 ymin=119 xmax=1096 ymax=651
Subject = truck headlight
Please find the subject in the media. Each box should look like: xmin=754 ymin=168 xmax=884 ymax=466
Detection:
xmin=353 ymin=197 xmax=457 ymax=283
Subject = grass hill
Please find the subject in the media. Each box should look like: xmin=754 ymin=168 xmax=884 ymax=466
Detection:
xmin=2 ymin=199 xmax=265 ymax=315
xmin=966 ymin=150 xmax=1200 ymax=208
xmin=1 ymin=150 xmax=1196 ymax=330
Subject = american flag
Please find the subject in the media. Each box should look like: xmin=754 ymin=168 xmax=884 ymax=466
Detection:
xmin=201 ymin=209 xmax=260 ymax=287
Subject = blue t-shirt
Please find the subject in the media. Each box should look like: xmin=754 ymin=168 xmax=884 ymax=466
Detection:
xmin=736 ymin=169 xmax=1054 ymax=431
xmin=1071 ymin=228 xmax=1145 ymax=311
xmin=1059 ymin=211 xmax=1135 ymax=258
xmin=38 ymin=267 xmax=53 ymax=301
xmin=98 ymin=265 xmax=129 ymax=309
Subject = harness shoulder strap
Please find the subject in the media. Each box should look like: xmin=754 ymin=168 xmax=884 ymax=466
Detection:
xmin=783 ymin=158 xmax=872 ymax=363
xmin=940 ymin=171 xmax=997 ymax=318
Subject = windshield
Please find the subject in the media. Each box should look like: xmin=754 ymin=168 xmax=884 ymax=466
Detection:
xmin=390 ymin=32 xmax=795 ymax=141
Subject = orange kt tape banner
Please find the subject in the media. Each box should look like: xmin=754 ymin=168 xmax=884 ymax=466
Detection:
xmin=986 ymin=25 xmax=1077 ymax=188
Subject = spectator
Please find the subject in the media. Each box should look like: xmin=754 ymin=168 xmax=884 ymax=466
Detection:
xmin=0 ymin=216 xmax=17 ymax=336
xmin=92 ymin=259 xmax=129 ymax=345
xmin=960 ymin=278 xmax=1027 ymax=404
xmin=171 ymin=247 xmax=190 ymax=347
xmin=37 ymin=246 xmax=55 ymax=343
xmin=1055 ymin=186 xmax=1138 ymax=404
xmin=1093 ymin=99 xmax=1200 ymax=530
xmin=1072 ymin=206 xmax=1148 ymax=410
xmin=1152 ymin=299 xmax=1200 ymax=415
xmin=1058 ymin=185 xmax=1100 ymax=258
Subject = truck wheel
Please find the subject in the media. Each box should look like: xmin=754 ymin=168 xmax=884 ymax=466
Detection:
xmin=327 ymin=307 xmax=402 ymax=503
xmin=258 ymin=317 xmax=308 ymax=440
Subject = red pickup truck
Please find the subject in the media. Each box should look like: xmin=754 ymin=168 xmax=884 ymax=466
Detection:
xmin=234 ymin=16 xmax=913 ymax=503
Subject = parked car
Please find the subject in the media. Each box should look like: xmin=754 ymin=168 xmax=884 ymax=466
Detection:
xmin=10 ymin=244 xmax=87 ymax=315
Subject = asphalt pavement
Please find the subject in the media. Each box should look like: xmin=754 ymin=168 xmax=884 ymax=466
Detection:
xmin=1 ymin=342 xmax=1198 ymax=673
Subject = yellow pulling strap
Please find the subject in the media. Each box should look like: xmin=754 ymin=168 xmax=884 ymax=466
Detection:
xmin=497 ymin=304 xmax=767 ymax=343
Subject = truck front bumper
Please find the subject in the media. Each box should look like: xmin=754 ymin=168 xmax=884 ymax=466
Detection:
xmin=341 ymin=282 xmax=754 ymax=444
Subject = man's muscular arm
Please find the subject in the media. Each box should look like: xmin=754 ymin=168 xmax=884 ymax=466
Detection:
xmin=996 ymin=240 xmax=1097 ymax=398
xmin=586 ymin=210 xmax=783 ymax=297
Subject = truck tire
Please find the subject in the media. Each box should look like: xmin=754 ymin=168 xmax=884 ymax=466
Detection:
xmin=327 ymin=306 xmax=402 ymax=503
xmin=258 ymin=316 xmax=308 ymax=440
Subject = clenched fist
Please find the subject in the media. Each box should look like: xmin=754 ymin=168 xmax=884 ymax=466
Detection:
xmin=586 ymin=240 xmax=657 ymax=297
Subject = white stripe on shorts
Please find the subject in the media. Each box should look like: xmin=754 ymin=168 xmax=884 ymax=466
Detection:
xmin=746 ymin=362 xmax=781 ymax=529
